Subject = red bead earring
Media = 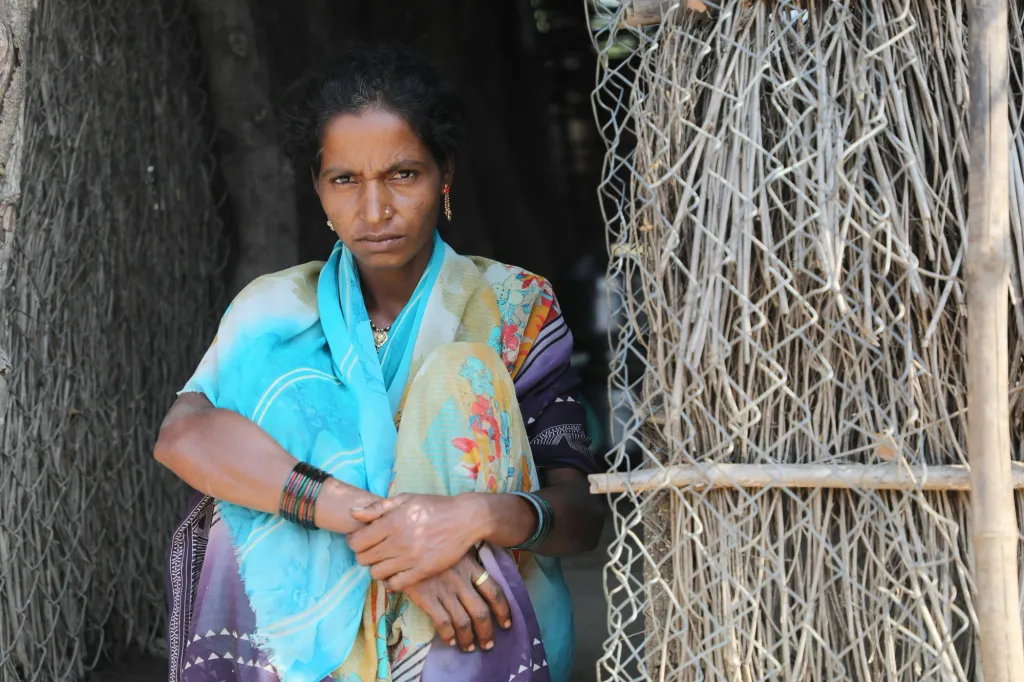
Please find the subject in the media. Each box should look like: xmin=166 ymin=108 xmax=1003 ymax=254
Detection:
xmin=443 ymin=184 xmax=452 ymax=222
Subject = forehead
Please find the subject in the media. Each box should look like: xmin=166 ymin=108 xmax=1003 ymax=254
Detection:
xmin=319 ymin=109 xmax=432 ymax=170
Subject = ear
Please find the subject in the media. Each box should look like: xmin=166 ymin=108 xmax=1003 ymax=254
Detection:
xmin=442 ymin=156 xmax=456 ymax=188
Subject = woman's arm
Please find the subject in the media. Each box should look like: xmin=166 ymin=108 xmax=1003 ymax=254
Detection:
xmin=154 ymin=392 xmax=380 ymax=534
xmin=473 ymin=467 xmax=605 ymax=556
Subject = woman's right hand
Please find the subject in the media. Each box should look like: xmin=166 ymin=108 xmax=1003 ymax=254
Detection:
xmin=400 ymin=553 xmax=512 ymax=653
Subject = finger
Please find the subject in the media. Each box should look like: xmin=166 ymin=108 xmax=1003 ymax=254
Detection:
xmin=348 ymin=504 xmax=385 ymax=523
xmin=439 ymin=595 xmax=476 ymax=653
xmin=421 ymin=597 xmax=458 ymax=648
xmin=385 ymin=567 xmax=427 ymax=592
xmin=368 ymin=557 xmax=412 ymax=582
xmin=349 ymin=496 xmax=405 ymax=524
xmin=457 ymin=584 xmax=495 ymax=651
xmin=353 ymin=540 xmax=396 ymax=568
xmin=346 ymin=518 xmax=391 ymax=553
xmin=474 ymin=570 xmax=512 ymax=630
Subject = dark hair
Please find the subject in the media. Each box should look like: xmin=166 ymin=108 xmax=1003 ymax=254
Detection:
xmin=282 ymin=45 xmax=465 ymax=176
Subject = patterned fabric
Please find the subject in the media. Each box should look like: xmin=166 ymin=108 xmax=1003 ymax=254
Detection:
xmin=167 ymin=235 xmax=590 ymax=682
xmin=526 ymin=396 xmax=594 ymax=473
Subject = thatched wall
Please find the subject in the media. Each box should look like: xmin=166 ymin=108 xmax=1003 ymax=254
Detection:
xmin=0 ymin=0 xmax=225 ymax=678
xmin=591 ymin=0 xmax=1024 ymax=679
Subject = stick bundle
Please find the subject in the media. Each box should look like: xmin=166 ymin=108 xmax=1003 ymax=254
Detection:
xmin=594 ymin=0 xmax=1024 ymax=678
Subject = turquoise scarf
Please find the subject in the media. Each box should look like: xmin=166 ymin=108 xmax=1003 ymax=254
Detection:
xmin=209 ymin=233 xmax=444 ymax=681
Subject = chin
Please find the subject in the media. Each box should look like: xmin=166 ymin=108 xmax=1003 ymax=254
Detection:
xmin=355 ymin=251 xmax=411 ymax=270
xmin=351 ymin=244 xmax=416 ymax=271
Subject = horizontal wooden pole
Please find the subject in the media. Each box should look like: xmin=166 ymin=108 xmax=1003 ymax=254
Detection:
xmin=589 ymin=462 xmax=1024 ymax=494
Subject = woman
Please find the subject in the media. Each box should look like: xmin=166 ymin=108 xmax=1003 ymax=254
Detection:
xmin=157 ymin=46 xmax=603 ymax=682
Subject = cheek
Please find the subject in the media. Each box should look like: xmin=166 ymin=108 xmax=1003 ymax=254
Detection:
xmin=320 ymin=191 xmax=356 ymax=220
xmin=398 ymin=190 xmax=437 ymax=220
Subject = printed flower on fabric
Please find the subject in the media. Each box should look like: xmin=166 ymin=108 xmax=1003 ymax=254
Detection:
xmin=516 ymin=272 xmax=544 ymax=291
xmin=469 ymin=395 xmax=501 ymax=454
xmin=459 ymin=356 xmax=494 ymax=397
xmin=452 ymin=435 xmax=497 ymax=490
xmin=495 ymin=276 xmax=535 ymax=325
xmin=501 ymin=322 xmax=521 ymax=355
xmin=486 ymin=321 xmax=522 ymax=372
xmin=488 ymin=326 xmax=508 ymax=370
xmin=453 ymin=437 xmax=482 ymax=481
xmin=495 ymin=279 xmax=529 ymax=311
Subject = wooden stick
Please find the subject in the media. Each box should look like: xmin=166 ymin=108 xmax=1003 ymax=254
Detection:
xmin=964 ymin=0 xmax=1024 ymax=676
xmin=589 ymin=462 xmax=1024 ymax=494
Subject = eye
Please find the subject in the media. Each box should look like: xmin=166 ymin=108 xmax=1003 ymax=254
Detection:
xmin=393 ymin=170 xmax=418 ymax=181
xmin=332 ymin=175 xmax=354 ymax=185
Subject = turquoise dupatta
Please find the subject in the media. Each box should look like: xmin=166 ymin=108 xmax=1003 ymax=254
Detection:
xmin=198 ymin=233 xmax=444 ymax=681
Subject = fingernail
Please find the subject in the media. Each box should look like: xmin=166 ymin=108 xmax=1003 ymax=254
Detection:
xmin=503 ymin=620 xmax=512 ymax=629
xmin=466 ymin=645 xmax=475 ymax=653
xmin=351 ymin=506 xmax=365 ymax=512
xmin=483 ymin=641 xmax=494 ymax=651
xmin=448 ymin=639 xmax=457 ymax=647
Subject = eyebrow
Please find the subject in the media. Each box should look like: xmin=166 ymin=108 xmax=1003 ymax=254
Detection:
xmin=320 ymin=158 xmax=429 ymax=179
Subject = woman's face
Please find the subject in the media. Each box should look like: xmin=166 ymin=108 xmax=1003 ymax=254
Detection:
xmin=314 ymin=108 xmax=450 ymax=271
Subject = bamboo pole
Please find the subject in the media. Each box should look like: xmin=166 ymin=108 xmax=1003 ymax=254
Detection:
xmin=589 ymin=462 xmax=1024 ymax=494
xmin=965 ymin=0 xmax=1024 ymax=677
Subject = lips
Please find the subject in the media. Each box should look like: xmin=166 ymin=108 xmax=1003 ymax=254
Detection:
xmin=359 ymin=234 xmax=405 ymax=251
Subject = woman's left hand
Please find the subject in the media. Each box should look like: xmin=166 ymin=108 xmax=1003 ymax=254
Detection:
xmin=347 ymin=493 xmax=484 ymax=590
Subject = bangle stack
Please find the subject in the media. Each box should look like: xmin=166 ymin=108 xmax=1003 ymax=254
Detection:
xmin=509 ymin=491 xmax=555 ymax=551
xmin=279 ymin=462 xmax=330 ymax=529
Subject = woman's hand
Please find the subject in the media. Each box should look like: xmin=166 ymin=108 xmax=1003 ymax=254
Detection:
xmin=348 ymin=493 xmax=483 ymax=589
xmin=401 ymin=554 xmax=512 ymax=653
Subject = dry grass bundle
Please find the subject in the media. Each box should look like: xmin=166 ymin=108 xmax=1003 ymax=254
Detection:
xmin=591 ymin=0 xmax=1024 ymax=679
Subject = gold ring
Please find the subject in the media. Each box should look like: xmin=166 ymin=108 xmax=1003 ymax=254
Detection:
xmin=473 ymin=570 xmax=491 ymax=587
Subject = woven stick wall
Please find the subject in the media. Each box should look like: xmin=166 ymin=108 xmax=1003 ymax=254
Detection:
xmin=0 ymin=0 xmax=224 ymax=679
xmin=589 ymin=0 xmax=1024 ymax=679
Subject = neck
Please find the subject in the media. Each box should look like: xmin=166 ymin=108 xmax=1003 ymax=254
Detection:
xmin=358 ymin=240 xmax=434 ymax=326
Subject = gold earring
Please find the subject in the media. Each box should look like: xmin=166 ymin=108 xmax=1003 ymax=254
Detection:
xmin=327 ymin=219 xmax=334 ymax=230
xmin=443 ymin=184 xmax=452 ymax=221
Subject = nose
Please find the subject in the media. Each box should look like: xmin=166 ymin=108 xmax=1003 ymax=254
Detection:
xmin=359 ymin=180 xmax=392 ymax=225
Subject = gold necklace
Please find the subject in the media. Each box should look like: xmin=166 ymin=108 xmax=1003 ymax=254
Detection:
xmin=370 ymin=321 xmax=392 ymax=351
